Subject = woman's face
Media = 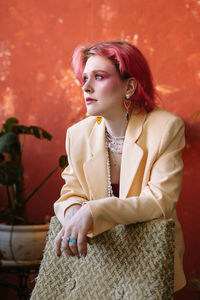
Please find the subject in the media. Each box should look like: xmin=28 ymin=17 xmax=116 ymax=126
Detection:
xmin=82 ymin=55 xmax=128 ymax=119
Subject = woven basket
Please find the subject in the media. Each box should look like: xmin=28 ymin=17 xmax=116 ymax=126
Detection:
xmin=31 ymin=217 xmax=175 ymax=300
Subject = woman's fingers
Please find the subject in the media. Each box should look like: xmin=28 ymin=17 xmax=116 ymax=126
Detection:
xmin=68 ymin=235 xmax=79 ymax=257
xmin=61 ymin=231 xmax=88 ymax=258
xmin=54 ymin=230 xmax=63 ymax=257
xmin=54 ymin=204 xmax=93 ymax=258
xmin=77 ymin=234 xmax=87 ymax=257
xmin=54 ymin=231 xmax=89 ymax=258
xmin=62 ymin=234 xmax=87 ymax=258
xmin=61 ymin=235 xmax=75 ymax=256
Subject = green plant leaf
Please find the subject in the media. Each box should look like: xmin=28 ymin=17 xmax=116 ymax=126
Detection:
xmin=0 ymin=161 xmax=23 ymax=185
xmin=2 ymin=117 xmax=19 ymax=133
xmin=41 ymin=129 xmax=52 ymax=140
xmin=59 ymin=155 xmax=68 ymax=168
xmin=11 ymin=124 xmax=31 ymax=135
xmin=0 ymin=117 xmax=52 ymax=141
xmin=0 ymin=132 xmax=21 ymax=154
xmin=30 ymin=126 xmax=41 ymax=138
xmin=11 ymin=125 xmax=52 ymax=140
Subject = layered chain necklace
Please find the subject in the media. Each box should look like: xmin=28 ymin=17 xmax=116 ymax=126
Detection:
xmin=105 ymin=128 xmax=125 ymax=197
xmin=105 ymin=129 xmax=125 ymax=154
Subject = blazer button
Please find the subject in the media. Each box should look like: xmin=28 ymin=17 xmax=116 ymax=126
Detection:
xmin=115 ymin=286 xmax=125 ymax=299
xmin=65 ymin=278 xmax=76 ymax=293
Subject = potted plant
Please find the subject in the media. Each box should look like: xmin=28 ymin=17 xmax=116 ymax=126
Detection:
xmin=0 ymin=117 xmax=68 ymax=265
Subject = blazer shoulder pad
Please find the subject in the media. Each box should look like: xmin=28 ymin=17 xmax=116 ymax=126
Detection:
xmin=146 ymin=108 xmax=184 ymax=128
xmin=68 ymin=116 xmax=97 ymax=136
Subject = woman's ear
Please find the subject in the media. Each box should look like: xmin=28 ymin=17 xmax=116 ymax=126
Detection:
xmin=126 ymin=77 xmax=138 ymax=96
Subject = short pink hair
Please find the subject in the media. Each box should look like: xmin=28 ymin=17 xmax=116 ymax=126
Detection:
xmin=72 ymin=41 xmax=156 ymax=112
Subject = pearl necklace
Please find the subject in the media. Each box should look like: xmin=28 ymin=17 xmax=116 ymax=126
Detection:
xmin=105 ymin=141 xmax=114 ymax=197
xmin=105 ymin=128 xmax=124 ymax=197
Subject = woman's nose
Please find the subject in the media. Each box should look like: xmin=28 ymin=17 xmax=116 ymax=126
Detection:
xmin=82 ymin=80 xmax=94 ymax=93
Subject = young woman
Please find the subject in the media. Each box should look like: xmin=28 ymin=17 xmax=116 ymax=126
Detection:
xmin=54 ymin=41 xmax=186 ymax=292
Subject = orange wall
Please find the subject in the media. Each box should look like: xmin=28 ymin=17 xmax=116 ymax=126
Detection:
xmin=0 ymin=1 xmax=199 ymax=299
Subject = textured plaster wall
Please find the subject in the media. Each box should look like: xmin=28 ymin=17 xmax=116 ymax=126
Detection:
xmin=0 ymin=1 xmax=200 ymax=299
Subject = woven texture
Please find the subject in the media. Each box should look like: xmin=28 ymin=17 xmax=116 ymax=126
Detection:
xmin=31 ymin=217 xmax=175 ymax=300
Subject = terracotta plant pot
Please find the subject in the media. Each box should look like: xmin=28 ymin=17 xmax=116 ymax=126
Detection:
xmin=0 ymin=223 xmax=49 ymax=266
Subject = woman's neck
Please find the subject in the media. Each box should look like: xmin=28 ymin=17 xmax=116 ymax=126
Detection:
xmin=104 ymin=117 xmax=128 ymax=138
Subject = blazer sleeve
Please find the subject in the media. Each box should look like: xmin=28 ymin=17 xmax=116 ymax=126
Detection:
xmin=87 ymin=117 xmax=185 ymax=237
xmin=54 ymin=130 xmax=88 ymax=225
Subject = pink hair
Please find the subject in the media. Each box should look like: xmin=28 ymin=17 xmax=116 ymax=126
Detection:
xmin=72 ymin=41 xmax=156 ymax=112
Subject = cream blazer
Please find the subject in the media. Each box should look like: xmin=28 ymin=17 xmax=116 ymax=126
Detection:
xmin=54 ymin=108 xmax=186 ymax=292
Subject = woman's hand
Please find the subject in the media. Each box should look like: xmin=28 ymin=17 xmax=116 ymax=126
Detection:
xmin=54 ymin=204 xmax=93 ymax=258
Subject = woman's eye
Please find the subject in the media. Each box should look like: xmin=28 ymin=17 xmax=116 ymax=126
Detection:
xmin=95 ymin=74 xmax=104 ymax=80
xmin=83 ymin=76 xmax=88 ymax=83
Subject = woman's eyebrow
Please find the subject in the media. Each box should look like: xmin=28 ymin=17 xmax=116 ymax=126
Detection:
xmin=82 ymin=70 xmax=109 ymax=76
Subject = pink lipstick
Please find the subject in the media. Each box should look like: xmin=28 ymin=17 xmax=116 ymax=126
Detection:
xmin=85 ymin=97 xmax=97 ymax=104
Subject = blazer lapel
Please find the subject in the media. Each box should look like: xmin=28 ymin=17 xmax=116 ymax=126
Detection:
xmin=83 ymin=119 xmax=108 ymax=199
xmin=120 ymin=110 xmax=147 ymax=198
xmin=83 ymin=110 xmax=147 ymax=200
